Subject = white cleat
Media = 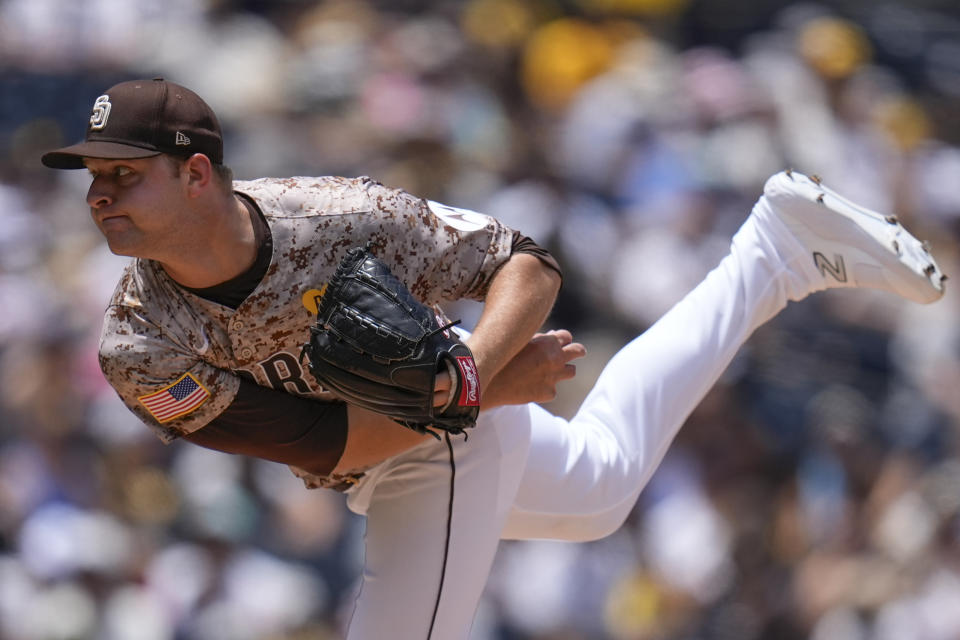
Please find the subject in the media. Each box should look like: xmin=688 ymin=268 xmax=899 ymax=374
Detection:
xmin=759 ymin=170 xmax=946 ymax=304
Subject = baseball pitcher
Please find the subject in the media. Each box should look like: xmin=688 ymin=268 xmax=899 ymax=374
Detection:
xmin=42 ymin=78 xmax=945 ymax=639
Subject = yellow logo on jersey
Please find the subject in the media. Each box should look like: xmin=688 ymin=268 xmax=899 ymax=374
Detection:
xmin=301 ymin=284 xmax=328 ymax=314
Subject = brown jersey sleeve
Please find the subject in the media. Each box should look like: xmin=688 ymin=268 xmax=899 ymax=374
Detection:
xmin=511 ymin=231 xmax=563 ymax=281
xmin=183 ymin=378 xmax=348 ymax=477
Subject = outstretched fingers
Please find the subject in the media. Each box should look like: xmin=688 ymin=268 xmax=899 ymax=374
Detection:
xmin=539 ymin=330 xmax=587 ymax=375
xmin=546 ymin=328 xmax=574 ymax=345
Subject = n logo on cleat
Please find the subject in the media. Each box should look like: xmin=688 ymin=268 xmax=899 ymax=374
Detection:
xmin=813 ymin=252 xmax=847 ymax=283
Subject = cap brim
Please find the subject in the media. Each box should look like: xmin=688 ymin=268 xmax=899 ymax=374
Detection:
xmin=41 ymin=141 xmax=162 ymax=169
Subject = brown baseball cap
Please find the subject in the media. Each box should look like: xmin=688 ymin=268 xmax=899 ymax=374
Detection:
xmin=42 ymin=77 xmax=223 ymax=170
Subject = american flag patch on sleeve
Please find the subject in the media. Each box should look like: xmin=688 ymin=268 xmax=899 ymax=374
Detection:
xmin=138 ymin=373 xmax=210 ymax=423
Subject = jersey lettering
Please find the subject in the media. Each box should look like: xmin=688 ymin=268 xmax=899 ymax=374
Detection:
xmin=258 ymin=352 xmax=312 ymax=394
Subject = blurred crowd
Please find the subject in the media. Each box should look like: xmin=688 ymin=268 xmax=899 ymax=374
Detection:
xmin=2 ymin=0 xmax=960 ymax=638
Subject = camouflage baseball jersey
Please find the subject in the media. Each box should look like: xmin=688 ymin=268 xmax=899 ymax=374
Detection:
xmin=98 ymin=175 xmax=515 ymax=485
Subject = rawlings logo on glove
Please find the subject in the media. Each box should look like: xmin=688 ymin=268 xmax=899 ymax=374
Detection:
xmin=455 ymin=357 xmax=480 ymax=407
xmin=300 ymin=244 xmax=480 ymax=438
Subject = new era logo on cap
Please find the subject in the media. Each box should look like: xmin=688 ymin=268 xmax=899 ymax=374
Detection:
xmin=175 ymin=131 xmax=191 ymax=146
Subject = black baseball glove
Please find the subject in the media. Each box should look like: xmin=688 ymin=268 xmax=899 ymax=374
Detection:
xmin=301 ymin=245 xmax=481 ymax=438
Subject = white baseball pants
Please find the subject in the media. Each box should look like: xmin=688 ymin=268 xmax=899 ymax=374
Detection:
xmin=341 ymin=199 xmax=817 ymax=639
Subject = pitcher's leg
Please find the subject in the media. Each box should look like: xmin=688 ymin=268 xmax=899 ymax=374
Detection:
xmin=503 ymin=171 xmax=945 ymax=542
xmin=573 ymin=170 xmax=945 ymax=492
xmin=345 ymin=406 xmax=531 ymax=640
xmin=502 ymin=207 xmax=807 ymax=540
